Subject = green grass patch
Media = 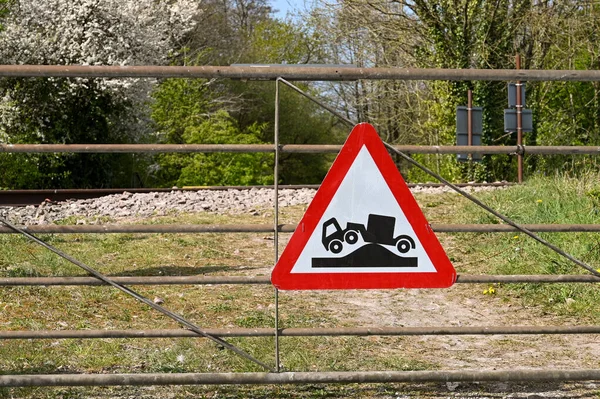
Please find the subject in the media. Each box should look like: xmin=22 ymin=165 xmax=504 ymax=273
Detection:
xmin=453 ymin=172 xmax=600 ymax=321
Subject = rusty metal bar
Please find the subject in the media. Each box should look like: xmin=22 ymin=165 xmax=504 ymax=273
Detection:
xmin=0 ymin=275 xmax=272 ymax=286
xmin=0 ymin=224 xmax=295 ymax=234
xmin=4 ymin=65 xmax=600 ymax=82
xmin=0 ymin=223 xmax=599 ymax=234
xmin=432 ymin=224 xmax=600 ymax=232
xmin=3 ymin=369 xmax=600 ymax=387
xmin=2 ymin=143 xmax=600 ymax=155
xmin=4 ymin=325 xmax=600 ymax=340
xmin=1 ymin=274 xmax=599 ymax=286
xmin=516 ymin=54 xmax=524 ymax=183
xmin=455 ymin=274 xmax=600 ymax=283
xmin=0 ymin=144 xmax=274 ymax=153
xmin=273 ymin=78 xmax=281 ymax=372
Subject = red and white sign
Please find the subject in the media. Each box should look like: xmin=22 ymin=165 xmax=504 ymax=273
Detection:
xmin=271 ymin=123 xmax=456 ymax=290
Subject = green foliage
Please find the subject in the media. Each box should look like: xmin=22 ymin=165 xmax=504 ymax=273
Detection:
xmin=150 ymin=78 xmax=213 ymax=144
xmin=150 ymin=78 xmax=275 ymax=186
xmin=0 ymin=78 xmax=142 ymax=188
xmin=150 ymin=14 xmax=338 ymax=186
xmin=0 ymin=0 xmax=9 ymax=27
xmin=246 ymin=19 xmax=314 ymax=64
xmin=154 ymin=110 xmax=274 ymax=186
xmin=228 ymin=80 xmax=343 ymax=184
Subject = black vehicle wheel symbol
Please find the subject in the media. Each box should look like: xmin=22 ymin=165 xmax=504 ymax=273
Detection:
xmin=344 ymin=230 xmax=359 ymax=245
xmin=329 ymin=239 xmax=343 ymax=254
xmin=396 ymin=239 xmax=412 ymax=253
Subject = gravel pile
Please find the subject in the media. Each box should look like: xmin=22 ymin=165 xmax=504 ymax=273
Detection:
xmin=0 ymin=188 xmax=317 ymax=226
xmin=0 ymin=184 xmax=505 ymax=226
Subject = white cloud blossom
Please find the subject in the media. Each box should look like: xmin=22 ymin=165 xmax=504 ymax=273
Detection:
xmin=0 ymin=0 xmax=198 ymax=67
xmin=0 ymin=0 xmax=199 ymax=142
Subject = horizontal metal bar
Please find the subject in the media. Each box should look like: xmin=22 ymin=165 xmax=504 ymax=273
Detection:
xmin=3 ymin=325 xmax=600 ymax=340
xmin=1 ymin=143 xmax=600 ymax=155
xmin=0 ymin=224 xmax=296 ymax=234
xmin=455 ymin=274 xmax=600 ymax=283
xmin=0 ymin=144 xmax=274 ymax=153
xmin=1 ymin=223 xmax=599 ymax=234
xmin=3 ymin=369 xmax=600 ymax=387
xmin=0 ymin=275 xmax=273 ymax=286
xmin=3 ymin=65 xmax=600 ymax=82
xmin=0 ymin=274 xmax=598 ymax=287
xmin=433 ymin=224 xmax=600 ymax=232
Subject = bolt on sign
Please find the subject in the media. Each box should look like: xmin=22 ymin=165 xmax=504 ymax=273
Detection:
xmin=271 ymin=123 xmax=456 ymax=290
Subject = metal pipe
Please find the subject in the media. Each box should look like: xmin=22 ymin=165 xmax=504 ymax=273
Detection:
xmin=467 ymin=90 xmax=473 ymax=160
xmin=2 ymin=143 xmax=600 ymax=155
xmin=1 ymin=274 xmax=598 ymax=287
xmin=0 ymin=144 xmax=274 ymax=153
xmin=455 ymin=274 xmax=600 ymax=283
xmin=0 ymin=224 xmax=296 ymax=234
xmin=431 ymin=224 xmax=600 ymax=232
xmin=1 ymin=223 xmax=599 ymax=235
xmin=273 ymin=78 xmax=281 ymax=372
xmin=4 ymin=325 xmax=600 ymax=340
xmin=4 ymin=65 xmax=600 ymax=81
xmin=516 ymin=54 xmax=524 ymax=183
xmin=0 ymin=275 xmax=272 ymax=286
xmin=4 ymin=369 xmax=600 ymax=387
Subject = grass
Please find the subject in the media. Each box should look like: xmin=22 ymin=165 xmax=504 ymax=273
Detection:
xmin=2 ymin=175 xmax=600 ymax=397
xmin=452 ymin=171 xmax=600 ymax=322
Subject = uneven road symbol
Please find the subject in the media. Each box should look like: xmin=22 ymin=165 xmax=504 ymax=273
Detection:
xmin=315 ymin=213 xmax=417 ymax=268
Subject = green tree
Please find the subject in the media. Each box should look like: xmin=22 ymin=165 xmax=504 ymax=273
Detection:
xmin=529 ymin=2 xmax=600 ymax=175
xmin=152 ymin=16 xmax=340 ymax=186
xmin=153 ymin=109 xmax=273 ymax=186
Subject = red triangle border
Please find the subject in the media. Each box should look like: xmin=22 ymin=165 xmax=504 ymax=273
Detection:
xmin=271 ymin=123 xmax=456 ymax=290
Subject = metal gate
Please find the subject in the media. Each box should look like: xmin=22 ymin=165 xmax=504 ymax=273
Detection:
xmin=1 ymin=65 xmax=600 ymax=391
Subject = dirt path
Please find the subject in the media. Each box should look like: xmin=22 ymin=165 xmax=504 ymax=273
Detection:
xmin=278 ymin=284 xmax=600 ymax=398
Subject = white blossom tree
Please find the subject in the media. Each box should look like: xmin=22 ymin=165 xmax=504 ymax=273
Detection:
xmin=0 ymin=0 xmax=199 ymax=188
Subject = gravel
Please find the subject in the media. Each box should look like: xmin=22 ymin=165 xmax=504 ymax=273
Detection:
xmin=0 ymin=188 xmax=316 ymax=225
xmin=0 ymin=185 xmax=504 ymax=226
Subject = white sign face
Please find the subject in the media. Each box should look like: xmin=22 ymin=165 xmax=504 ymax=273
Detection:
xmin=290 ymin=146 xmax=437 ymax=274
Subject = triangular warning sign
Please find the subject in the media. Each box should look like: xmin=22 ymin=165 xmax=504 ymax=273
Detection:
xmin=271 ymin=123 xmax=456 ymax=290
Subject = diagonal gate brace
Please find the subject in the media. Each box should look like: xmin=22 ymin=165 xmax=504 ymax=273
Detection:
xmin=277 ymin=77 xmax=600 ymax=278
xmin=0 ymin=217 xmax=274 ymax=372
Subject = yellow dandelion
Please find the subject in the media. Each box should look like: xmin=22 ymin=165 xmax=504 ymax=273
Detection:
xmin=513 ymin=235 xmax=519 ymax=239
xmin=483 ymin=286 xmax=496 ymax=295
xmin=536 ymin=199 xmax=543 ymax=204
